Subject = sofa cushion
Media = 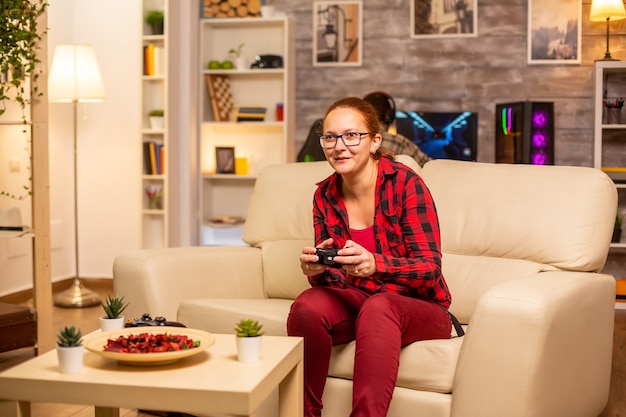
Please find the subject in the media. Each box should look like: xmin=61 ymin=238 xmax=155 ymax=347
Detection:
xmin=177 ymin=297 xmax=464 ymax=394
xmin=261 ymin=240 xmax=312 ymax=299
xmin=442 ymin=253 xmax=557 ymax=323
xmin=329 ymin=335 xmax=464 ymax=394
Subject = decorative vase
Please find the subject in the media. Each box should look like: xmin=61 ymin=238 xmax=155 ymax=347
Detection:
xmin=149 ymin=116 xmax=164 ymax=130
xmin=236 ymin=57 xmax=247 ymax=70
xmin=612 ymin=228 xmax=622 ymax=243
xmin=57 ymin=345 xmax=84 ymax=374
xmin=100 ymin=316 xmax=125 ymax=332
xmin=236 ymin=336 xmax=262 ymax=363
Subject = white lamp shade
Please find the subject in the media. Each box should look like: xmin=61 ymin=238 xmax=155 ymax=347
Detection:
xmin=48 ymin=44 xmax=106 ymax=102
xmin=590 ymin=0 xmax=626 ymax=22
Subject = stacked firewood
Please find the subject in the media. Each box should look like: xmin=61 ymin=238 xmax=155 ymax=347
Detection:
xmin=202 ymin=0 xmax=262 ymax=18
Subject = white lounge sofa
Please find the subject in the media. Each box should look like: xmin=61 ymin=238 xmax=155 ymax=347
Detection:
xmin=114 ymin=156 xmax=617 ymax=417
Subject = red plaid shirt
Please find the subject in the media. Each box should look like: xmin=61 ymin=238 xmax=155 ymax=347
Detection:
xmin=311 ymin=157 xmax=451 ymax=308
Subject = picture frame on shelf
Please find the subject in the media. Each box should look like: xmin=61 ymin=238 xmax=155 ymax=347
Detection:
xmin=313 ymin=1 xmax=362 ymax=67
xmin=410 ymin=0 xmax=477 ymax=39
xmin=527 ymin=0 xmax=581 ymax=65
xmin=215 ymin=147 xmax=236 ymax=174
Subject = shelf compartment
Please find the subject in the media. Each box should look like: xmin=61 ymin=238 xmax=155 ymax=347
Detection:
xmin=200 ymin=123 xmax=285 ymax=176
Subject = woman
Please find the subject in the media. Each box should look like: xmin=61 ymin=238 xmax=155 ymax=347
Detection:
xmin=287 ymin=97 xmax=453 ymax=417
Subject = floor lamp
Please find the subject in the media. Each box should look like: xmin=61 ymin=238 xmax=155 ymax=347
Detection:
xmin=49 ymin=44 xmax=106 ymax=308
xmin=590 ymin=0 xmax=626 ymax=61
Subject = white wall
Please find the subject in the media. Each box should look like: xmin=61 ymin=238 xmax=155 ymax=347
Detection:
xmin=0 ymin=0 xmax=142 ymax=296
xmin=48 ymin=0 xmax=142 ymax=282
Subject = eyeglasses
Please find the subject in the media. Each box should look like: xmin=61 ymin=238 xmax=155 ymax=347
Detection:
xmin=318 ymin=132 xmax=370 ymax=149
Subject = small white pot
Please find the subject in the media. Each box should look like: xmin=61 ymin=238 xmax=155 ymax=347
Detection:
xmin=236 ymin=336 xmax=262 ymax=363
xmin=100 ymin=316 xmax=125 ymax=332
xmin=57 ymin=345 xmax=84 ymax=374
xmin=236 ymin=57 xmax=247 ymax=70
xmin=149 ymin=116 xmax=164 ymax=130
xmin=260 ymin=5 xmax=274 ymax=18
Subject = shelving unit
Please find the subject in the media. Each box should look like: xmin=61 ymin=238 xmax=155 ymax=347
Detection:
xmin=593 ymin=61 xmax=626 ymax=248
xmin=141 ymin=0 xmax=169 ymax=248
xmin=198 ymin=16 xmax=295 ymax=245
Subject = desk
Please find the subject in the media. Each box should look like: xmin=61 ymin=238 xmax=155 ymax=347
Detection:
xmin=0 ymin=334 xmax=303 ymax=417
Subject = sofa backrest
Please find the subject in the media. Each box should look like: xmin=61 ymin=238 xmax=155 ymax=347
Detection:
xmin=243 ymin=158 xmax=617 ymax=323
xmin=420 ymin=160 xmax=617 ymax=321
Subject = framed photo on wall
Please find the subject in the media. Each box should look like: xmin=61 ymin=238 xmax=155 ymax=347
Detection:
xmin=410 ymin=0 xmax=477 ymax=39
xmin=528 ymin=0 xmax=581 ymax=64
xmin=215 ymin=147 xmax=235 ymax=174
xmin=313 ymin=1 xmax=363 ymax=67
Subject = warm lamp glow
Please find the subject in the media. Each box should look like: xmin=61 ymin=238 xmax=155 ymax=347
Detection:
xmin=49 ymin=44 xmax=106 ymax=102
xmin=590 ymin=0 xmax=626 ymax=60
xmin=590 ymin=0 xmax=626 ymax=21
xmin=48 ymin=43 xmax=106 ymax=308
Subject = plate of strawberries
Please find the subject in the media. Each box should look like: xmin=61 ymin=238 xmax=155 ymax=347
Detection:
xmin=84 ymin=326 xmax=215 ymax=366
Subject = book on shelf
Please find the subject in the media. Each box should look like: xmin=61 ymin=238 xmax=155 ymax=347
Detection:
xmin=143 ymin=141 xmax=165 ymax=175
xmin=143 ymin=44 xmax=164 ymax=76
xmin=235 ymin=105 xmax=267 ymax=122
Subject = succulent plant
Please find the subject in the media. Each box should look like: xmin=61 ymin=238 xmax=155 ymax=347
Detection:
xmin=101 ymin=294 xmax=129 ymax=319
xmin=57 ymin=326 xmax=83 ymax=347
xmin=149 ymin=109 xmax=164 ymax=117
xmin=234 ymin=318 xmax=265 ymax=337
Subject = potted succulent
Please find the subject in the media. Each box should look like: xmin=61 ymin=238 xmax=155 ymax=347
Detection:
xmin=148 ymin=109 xmax=164 ymax=130
xmin=56 ymin=326 xmax=84 ymax=374
xmin=613 ymin=214 xmax=623 ymax=243
xmin=100 ymin=294 xmax=129 ymax=331
xmin=145 ymin=9 xmax=164 ymax=35
xmin=234 ymin=318 xmax=264 ymax=363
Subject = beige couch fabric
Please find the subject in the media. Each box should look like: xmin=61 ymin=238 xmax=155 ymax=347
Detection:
xmin=115 ymin=156 xmax=617 ymax=417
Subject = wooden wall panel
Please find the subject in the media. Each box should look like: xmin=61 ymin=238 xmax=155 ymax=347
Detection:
xmin=281 ymin=0 xmax=620 ymax=167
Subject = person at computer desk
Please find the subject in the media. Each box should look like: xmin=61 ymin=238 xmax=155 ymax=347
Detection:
xmin=363 ymin=91 xmax=432 ymax=167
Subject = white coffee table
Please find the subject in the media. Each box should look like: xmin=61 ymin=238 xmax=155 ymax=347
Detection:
xmin=0 ymin=333 xmax=303 ymax=417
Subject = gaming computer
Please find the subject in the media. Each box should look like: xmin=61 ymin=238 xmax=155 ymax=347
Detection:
xmin=494 ymin=101 xmax=555 ymax=165
xmin=394 ymin=101 xmax=554 ymax=165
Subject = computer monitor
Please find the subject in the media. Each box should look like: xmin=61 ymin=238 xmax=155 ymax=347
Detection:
xmin=395 ymin=111 xmax=478 ymax=161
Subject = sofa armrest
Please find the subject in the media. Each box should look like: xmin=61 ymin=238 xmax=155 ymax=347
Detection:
xmin=451 ymin=271 xmax=615 ymax=417
xmin=113 ymin=246 xmax=264 ymax=321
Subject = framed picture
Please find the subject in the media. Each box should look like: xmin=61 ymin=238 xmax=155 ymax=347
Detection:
xmin=215 ymin=147 xmax=235 ymax=174
xmin=313 ymin=1 xmax=362 ymax=67
xmin=410 ymin=0 xmax=477 ymax=39
xmin=527 ymin=0 xmax=581 ymax=64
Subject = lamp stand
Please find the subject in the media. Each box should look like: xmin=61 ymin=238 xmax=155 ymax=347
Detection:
xmin=599 ymin=17 xmax=619 ymax=61
xmin=54 ymin=100 xmax=100 ymax=308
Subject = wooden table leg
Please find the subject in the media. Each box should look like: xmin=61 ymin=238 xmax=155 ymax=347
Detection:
xmin=95 ymin=406 xmax=121 ymax=417
xmin=278 ymin=359 xmax=303 ymax=417
xmin=0 ymin=400 xmax=31 ymax=417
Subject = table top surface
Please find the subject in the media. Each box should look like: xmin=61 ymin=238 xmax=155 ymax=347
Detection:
xmin=0 ymin=333 xmax=303 ymax=415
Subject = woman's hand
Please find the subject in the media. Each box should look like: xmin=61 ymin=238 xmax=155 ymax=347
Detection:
xmin=300 ymin=238 xmax=334 ymax=276
xmin=337 ymin=240 xmax=376 ymax=277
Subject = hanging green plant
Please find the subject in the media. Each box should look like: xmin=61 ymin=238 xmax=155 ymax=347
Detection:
xmin=0 ymin=0 xmax=48 ymax=201
xmin=0 ymin=0 xmax=48 ymax=117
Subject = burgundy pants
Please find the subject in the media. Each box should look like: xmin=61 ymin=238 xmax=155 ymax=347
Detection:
xmin=286 ymin=286 xmax=451 ymax=417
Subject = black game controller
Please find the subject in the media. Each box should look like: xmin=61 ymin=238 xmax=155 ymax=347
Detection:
xmin=125 ymin=313 xmax=186 ymax=328
xmin=315 ymin=248 xmax=340 ymax=267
